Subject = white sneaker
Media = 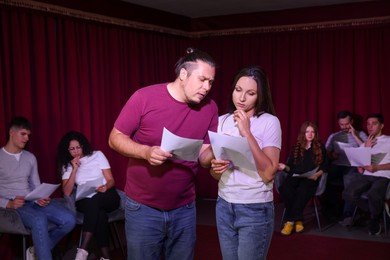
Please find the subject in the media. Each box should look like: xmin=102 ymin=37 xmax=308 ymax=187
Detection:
xmin=75 ymin=248 xmax=89 ymax=260
xmin=26 ymin=246 xmax=36 ymax=260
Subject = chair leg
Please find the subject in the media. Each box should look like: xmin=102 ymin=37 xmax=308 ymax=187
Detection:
xmin=313 ymin=198 xmax=322 ymax=231
xmin=22 ymin=235 xmax=27 ymax=260
xmin=383 ymin=207 xmax=387 ymax=236
xmin=280 ymin=208 xmax=286 ymax=229
xmin=111 ymin=221 xmax=126 ymax=259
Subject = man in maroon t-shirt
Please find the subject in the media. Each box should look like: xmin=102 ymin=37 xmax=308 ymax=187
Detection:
xmin=109 ymin=48 xmax=218 ymax=260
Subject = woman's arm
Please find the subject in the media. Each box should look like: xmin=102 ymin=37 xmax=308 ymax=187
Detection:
xmin=97 ymin=168 xmax=115 ymax=193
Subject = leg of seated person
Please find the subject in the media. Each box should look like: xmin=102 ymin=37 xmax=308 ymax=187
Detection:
xmin=366 ymin=177 xmax=390 ymax=218
xmin=342 ymin=174 xmax=371 ymax=205
xmin=17 ymin=201 xmax=75 ymax=259
xmin=289 ymin=178 xmax=318 ymax=221
xmin=365 ymin=176 xmax=389 ymax=235
xmin=95 ymin=210 xmax=110 ymax=259
xmin=279 ymin=176 xmax=300 ymax=220
xmin=43 ymin=200 xmax=76 ymax=247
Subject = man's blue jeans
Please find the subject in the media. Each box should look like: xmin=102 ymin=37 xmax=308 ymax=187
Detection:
xmin=216 ymin=196 xmax=274 ymax=260
xmin=125 ymin=196 xmax=196 ymax=260
xmin=17 ymin=200 xmax=76 ymax=259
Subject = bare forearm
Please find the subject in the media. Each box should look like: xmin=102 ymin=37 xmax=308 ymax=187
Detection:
xmin=199 ymin=144 xmax=214 ymax=168
xmin=109 ymin=128 xmax=149 ymax=159
xmin=246 ymin=134 xmax=279 ymax=183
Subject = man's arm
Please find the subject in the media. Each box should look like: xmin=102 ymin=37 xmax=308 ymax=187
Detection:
xmin=108 ymin=127 xmax=172 ymax=166
xmin=198 ymin=144 xmax=214 ymax=168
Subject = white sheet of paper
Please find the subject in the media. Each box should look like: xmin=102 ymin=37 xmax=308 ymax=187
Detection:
xmin=333 ymin=141 xmax=354 ymax=166
xmin=24 ymin=183 xmax=60 ymax=201
xmin=293 ymin=167 xmax=319 ymax=178
xmin=160 ymin=128 xmax=203 ymax=162
xmin=344 ymin=147 xmax=371 ymax=166
xmin=76 ymin=178 xmax=104 ymax=201
xmin=208 ymin=131 xmax=256 ymax=172
xmin=334 ymin=141 xmax=353 ymax=153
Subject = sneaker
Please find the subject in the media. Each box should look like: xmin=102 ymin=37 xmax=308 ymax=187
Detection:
xmin=75 ymin=248 xmax=89 ymax=260
xmin=26 ymin=246 xmax=36 ymax=260
xmin=369 ymin=218 xmax=381 ymax=236
xmin=281 ymin=222 xmax=294 ymax=235
xmin=338 ymin=216 xmax=353 ymax=227
xmin=295 ymin=221 xmax=304 ymax=233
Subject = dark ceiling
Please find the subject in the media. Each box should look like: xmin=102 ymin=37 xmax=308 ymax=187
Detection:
xmin=120 ymin=0 xmax=377 ymax=18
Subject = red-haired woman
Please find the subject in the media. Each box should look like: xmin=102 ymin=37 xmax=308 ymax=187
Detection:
xmin=278 ymin=121 xmax=329 ymax=235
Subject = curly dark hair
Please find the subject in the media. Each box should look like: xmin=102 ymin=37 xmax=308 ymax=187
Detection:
xmin=292 ymin=121 xmax=323 ymax=166
xmin=56 ymin=131 xmax=93 ymax=176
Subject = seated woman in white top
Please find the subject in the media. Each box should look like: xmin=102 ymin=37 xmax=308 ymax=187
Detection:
xmin=57 ymin=131 xmax=120 ymax=260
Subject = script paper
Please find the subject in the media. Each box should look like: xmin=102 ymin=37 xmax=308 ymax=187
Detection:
xmin=24 ymin=183 xmax=60 ymax=201
xmin=343 ymin=147 xmax=386 ymax=166
xmin=208 ymin=131 xmax=256 ymax=172
xmin=160 ymin=128 xmax=203 ymax=162
xmin=333 ymin=141 xmax=354 ymax=166
xmin=344 ymin=147 xmax=371 ymax=166
xmin=334 ymin=141 xmax=353 ymax=153
xmin=293 ymin=167 xmax=319 ymax=178
xmin=76 ymin=178 xmax=104 ymax=201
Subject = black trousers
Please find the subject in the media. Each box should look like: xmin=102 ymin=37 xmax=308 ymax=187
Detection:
xmin=279 ymin=176 xmax=319 ymax=222
xmin=76 ymin=188 xmax=120 ymax=247
xmin=342 ymin=174 xmax=389 ymax=219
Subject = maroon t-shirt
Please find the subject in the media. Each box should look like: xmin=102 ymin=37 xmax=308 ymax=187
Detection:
xmin=114 ymin=83 xmax=218 ymax=210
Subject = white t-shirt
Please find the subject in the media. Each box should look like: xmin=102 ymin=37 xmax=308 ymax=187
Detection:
xmin=217 ymin=113 xmax=282 ymax=203
xmin=362 ymin=135 xmax=390 ymax=179
xmin=62 ymin=150 xmax=110 ymax=185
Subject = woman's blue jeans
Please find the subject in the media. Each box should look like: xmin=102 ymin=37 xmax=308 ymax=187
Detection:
xmin=216 ymin=196 xmax=274 ymax=260
xmin=125 ymin=196 xmax=196 ymax=260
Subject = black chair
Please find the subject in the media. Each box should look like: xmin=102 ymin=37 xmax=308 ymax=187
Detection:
xmin=274 ymin=170 xmax=328 ymax=231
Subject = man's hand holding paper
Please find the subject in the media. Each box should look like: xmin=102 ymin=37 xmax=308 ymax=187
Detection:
xmin=160 ymin=128 xmax=203 ymax=162
xmin=24 ymin=183 xmax=60 ymax=201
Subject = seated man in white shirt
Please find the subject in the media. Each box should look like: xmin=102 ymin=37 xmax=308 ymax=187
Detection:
xmin=342 ymin=113 xmax=390 ymax=235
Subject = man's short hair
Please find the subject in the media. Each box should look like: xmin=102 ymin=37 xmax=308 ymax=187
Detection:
xmin=337 ymin=110 xmax=353 ymax=120
xmin=367 ymin=113 xmax=384 ymax=124
xmin=8 ymin=116 xmax=32 ymax=131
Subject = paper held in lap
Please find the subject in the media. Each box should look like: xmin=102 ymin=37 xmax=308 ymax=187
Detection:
xmin=160 ymin=127 xmax=203 ymax=162
xmin=343 ymin=147 xmax=387 ymax=166
xmin=208 ymin=131 xmax=256 ymax=172
xmin=292 ymin=167 xmax=319 ymax=178
xmin=24 ymin=183 xmax=60 ymax=201
xmin=76 ymin=178 xmax=103 ymax=201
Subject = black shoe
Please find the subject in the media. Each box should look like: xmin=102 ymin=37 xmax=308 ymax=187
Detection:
xmin=368 ymin=218 xmax=381 ymax=236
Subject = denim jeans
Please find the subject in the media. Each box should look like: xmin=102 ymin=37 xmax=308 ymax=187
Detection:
xmin=216 ymin=196 xmax=274 ymax=260
xmin=125 ymin=196 xmax=196 ymax=260
xmin=17 ymin=200 xmax=76 ymax=259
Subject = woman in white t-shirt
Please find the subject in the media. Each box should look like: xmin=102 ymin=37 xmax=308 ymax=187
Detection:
xmin=210 ymin=66 xmax=282 ymax=260
xmin=57 ymin=131 xmax=120 ymax=260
